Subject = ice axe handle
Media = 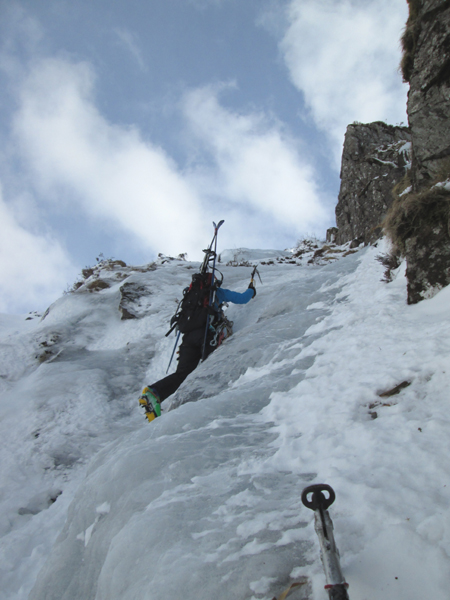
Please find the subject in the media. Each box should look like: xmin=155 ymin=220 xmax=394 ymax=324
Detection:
xmin=302 ymin=484 xmax=349 ymax=599
xmin=250 ymin=265 xmax=262 ymax=284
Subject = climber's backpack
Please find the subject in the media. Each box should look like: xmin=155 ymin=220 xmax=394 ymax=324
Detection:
xmin=173 ymin=272 xmax=219 ymax=334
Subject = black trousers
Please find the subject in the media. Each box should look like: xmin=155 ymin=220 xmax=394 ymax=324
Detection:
xmin=150 ymin=328 xmax=215 ymax=402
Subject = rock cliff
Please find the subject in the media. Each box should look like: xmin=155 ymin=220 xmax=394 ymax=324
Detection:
xmin=402 ymin=0 xmax=450 ymax=189
xmin=334 ymin=122 xmax=411 ymax=246
xmin=387 ymin=0 xmax=450 ymax=303
xmin=332 ymin=0 xmax=450 ymax=304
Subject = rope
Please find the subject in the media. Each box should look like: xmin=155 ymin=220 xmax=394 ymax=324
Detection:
xmin=272 ymin=578 xmax=309 ymax=600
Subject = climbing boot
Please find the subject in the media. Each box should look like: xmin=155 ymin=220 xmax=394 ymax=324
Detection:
xmin=139 ymin=387 xmax=161 ymax=422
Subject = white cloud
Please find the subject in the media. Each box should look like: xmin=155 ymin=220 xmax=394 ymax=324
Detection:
xmin=12 ymin=57 xmax=207 ymax=259
xmin=280 ymin=0 xmax=408 ymax=163
xmin=0 ymin=4 xmax=43 ymax=77
xmin=0 ymin=184 xmax=77 ymax=314
xmin=113 ymin=28 xmax=147 ymax=72
xmin=182 ymin=85 xmax=329 ymax=239
xmin=11 ymin=56 xmax=330 ymax=262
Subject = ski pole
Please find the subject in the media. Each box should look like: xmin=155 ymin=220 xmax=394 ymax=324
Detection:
xmin=165 ymin=321 xmax=177 ymax=338
xmin=301 ymin=484 xmax=349 ymax=600
xmin=166 ymin=330 xmax=181 ymax=373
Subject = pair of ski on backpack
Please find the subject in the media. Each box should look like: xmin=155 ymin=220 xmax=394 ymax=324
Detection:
xmin=166 ymin=220 xmax=229 ymax=357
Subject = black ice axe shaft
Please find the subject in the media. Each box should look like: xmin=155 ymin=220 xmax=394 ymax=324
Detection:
xmin=301 ymin=484 xmax=349 ymax=600
xmin=250 ymin=265 xmax=262 ymax=285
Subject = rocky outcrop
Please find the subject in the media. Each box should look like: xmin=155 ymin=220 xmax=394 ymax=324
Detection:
xmin=335 ymin=122 xmax=411 ymax=246
xmin=395 ymin=0 xmax=450 ymax=303
xmin=405 ymin=219 xmax=450 ymax=303
xmin=119 ymin=281 xmax=153 ymax=320
xmin=330 ymin=1 xmax=450 ymax=304
xmin=326 ymin=227 xmax=338 ymax=244
xmin=403 ymin=0 xmax=450 ymax=188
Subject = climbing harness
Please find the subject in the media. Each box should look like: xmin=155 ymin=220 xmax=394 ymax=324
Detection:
xmin=209 ymin=314 xmax=234 ymax=348
xmin=302 ymin=484 xmax=349 ymax=600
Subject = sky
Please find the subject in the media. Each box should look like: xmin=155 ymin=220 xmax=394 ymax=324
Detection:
xmin=0 ymin=0 xmax=409 ymax=313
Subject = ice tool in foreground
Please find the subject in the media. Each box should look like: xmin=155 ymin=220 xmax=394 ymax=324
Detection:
xmin=302 ymin=484 xmax=349 ymax=600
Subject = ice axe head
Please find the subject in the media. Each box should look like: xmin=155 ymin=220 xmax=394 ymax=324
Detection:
xmin=250 ymin=265 xmax=262 ymax=285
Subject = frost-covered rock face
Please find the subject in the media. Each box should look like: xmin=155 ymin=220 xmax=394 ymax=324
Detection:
xmin=405 ymin=222 xmax=450 ymax=304
xmin=398 ymin=0 xmax=450 ymax=302
xmin=407 ymin=0 xmax=450 ymax=188
xmin=335 ymin=122 xmax=411 ymax=246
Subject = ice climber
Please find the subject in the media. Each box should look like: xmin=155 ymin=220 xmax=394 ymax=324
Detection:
xmin=138 ymin=275 xmax=256 ymax=422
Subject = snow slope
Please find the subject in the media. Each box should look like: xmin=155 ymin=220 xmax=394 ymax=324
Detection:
xmin=1 ymin=241 xmax=450 ymax=600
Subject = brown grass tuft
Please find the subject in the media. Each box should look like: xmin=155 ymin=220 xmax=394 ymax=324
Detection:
xmin=86 ymin=279 xmax=111 ymax=292
xmin=400 ymin=0 xmax=422 ymax=82
xmin=384 ymin=182 xmax=450 ymax=253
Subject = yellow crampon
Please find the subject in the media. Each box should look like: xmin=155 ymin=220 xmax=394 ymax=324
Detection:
xmin=138 ymin=387 xmax=161 ymax=422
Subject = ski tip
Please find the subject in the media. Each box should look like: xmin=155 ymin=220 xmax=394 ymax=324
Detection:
xmin=213 ymin=219 xmax=224 ymax=230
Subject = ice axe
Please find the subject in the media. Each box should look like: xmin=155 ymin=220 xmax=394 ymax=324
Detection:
xmin=301 ymin=484 xmax=349 ymax=600
xmin=250 ymin=265 xmax=262 ymax=286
